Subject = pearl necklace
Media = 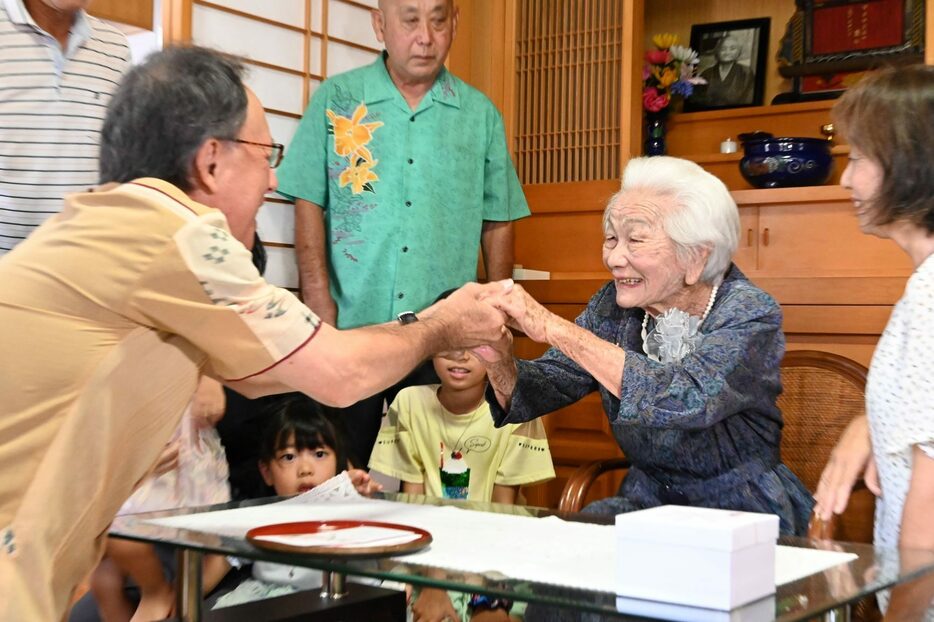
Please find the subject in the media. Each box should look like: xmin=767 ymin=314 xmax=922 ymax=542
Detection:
xmin=641 ymin=282 xmax=720 ymax=341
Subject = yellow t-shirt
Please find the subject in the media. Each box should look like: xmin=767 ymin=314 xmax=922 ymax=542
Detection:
xmin=369 ymin=385 xmax=555 ymax=501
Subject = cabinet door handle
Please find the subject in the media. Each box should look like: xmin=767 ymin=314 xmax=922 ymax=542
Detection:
xmin=762 ymin=227 xmax=770 ymax=246
xmin=747 ymin=228 xmax=754 ymax=246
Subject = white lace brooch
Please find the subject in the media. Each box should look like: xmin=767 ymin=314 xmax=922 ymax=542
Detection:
xmin=644 ymin=308 xmax=703 ymax=363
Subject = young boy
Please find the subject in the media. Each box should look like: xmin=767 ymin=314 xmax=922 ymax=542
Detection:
xmin=369 ymin=342 xmax=555 ymax=621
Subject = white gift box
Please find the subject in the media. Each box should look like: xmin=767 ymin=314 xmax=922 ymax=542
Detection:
xmin=616 ymin=505 xmax=779 ymax=610
xmin=615 ymin=594 xmax=775 ymax=622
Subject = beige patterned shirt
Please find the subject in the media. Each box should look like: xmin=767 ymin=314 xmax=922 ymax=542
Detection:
xmin=0 ymin=179 xmax=319 ymax=620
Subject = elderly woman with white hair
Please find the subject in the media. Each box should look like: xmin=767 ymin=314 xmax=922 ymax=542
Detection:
xmin=480 ymin=156 xmax=813 ymax=535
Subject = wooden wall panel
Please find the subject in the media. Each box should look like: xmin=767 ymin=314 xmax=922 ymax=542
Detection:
xmin=515 ymin=213 xmax=605 ymax=274
xmin=88 ymin=0 xmax=154 ymax=30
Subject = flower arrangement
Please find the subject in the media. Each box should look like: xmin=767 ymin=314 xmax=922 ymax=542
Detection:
xmin=642 ymin=33 xmax=705 ymax=113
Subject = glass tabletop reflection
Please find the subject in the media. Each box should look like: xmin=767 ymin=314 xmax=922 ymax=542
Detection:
xmin=109 ymin=492 xmax=934 ymax=621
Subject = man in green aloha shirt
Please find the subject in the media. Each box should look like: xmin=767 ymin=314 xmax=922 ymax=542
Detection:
xmin=276 ymin=0 xmax=529 ymax=473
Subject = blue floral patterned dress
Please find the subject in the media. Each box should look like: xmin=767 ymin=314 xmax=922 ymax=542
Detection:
xmin=489 ymin=265 xmax=813 ymax=535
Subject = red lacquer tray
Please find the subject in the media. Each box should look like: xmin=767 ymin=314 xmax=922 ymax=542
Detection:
xmin=246 ymin=520 xmax=432 ymax=557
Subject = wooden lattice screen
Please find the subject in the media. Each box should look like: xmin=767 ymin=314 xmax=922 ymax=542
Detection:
xmin=514 ymin=0 xmax=625 ymax=184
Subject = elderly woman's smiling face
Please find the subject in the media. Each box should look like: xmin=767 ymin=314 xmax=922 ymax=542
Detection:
xmin=602 ymin=189 xmax=701 ymax=316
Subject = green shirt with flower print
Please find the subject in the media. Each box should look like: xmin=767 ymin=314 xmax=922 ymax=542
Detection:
xmin=276 ymin=54 xmax=529 ymax=329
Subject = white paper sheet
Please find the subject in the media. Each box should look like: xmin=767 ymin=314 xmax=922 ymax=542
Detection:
xmin=147 ymin=497 xmax=856 ymax=593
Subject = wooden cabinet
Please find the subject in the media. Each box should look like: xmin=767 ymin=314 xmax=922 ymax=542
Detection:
xmin=729 ymin=187 xmax=911 ymax=369
xmin=733 ymin=187 xmax=912 ymax=277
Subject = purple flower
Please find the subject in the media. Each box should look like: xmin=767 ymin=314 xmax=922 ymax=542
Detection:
xmin=670 ymin=80 xmax=694 ymax=98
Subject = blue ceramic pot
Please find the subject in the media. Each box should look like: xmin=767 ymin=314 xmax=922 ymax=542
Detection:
xmin=739 ymin=136 xmax=833 ymax=188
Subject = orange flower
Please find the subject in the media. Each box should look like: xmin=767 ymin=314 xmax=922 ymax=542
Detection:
xmin=655 ymin=67 xmax=679 ymax=88
xmin=327 ymin=103 xmax=383 ymax=162
xmin=338 ymin=159 xmax=380 ymax=194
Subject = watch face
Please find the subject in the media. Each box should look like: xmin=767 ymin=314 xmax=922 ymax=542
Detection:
xmin=398 ymin=311 xmax=418 ymax=325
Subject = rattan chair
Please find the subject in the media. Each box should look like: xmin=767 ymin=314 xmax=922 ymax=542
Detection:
xmin=558 ymin=350 xmax=875 ymax=542
xmin=779 ymin=350 xmax=874 ymax=543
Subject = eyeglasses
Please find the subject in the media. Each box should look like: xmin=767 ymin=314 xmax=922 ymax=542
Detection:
xmin=228 ymin=138 xmax=285 ymax=169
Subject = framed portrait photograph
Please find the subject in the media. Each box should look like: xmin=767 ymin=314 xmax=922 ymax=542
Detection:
xmin=684 ymin=18 xmax=770 ymax=112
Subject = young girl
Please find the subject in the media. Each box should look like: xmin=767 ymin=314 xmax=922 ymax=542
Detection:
xmin=213 ymin=395 xmax=374 ymax=607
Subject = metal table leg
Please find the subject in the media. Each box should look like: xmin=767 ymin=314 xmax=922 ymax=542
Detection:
xmin=822 ymin=604 xmax=851 ymax=621
xmin=176 ymin=548 xmax=204 ymax=622
xmin=319 ymin=570 xmax=349 ymax=600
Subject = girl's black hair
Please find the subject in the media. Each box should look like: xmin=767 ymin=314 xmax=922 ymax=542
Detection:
xmin=258 ymin=395 xmax=351 ymax=470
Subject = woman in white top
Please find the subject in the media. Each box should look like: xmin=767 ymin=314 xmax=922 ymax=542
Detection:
xmin=814 ymin=65 xmax=934 ymax=619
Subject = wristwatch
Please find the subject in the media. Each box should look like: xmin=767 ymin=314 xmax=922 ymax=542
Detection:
xmin=468 ymin=593 xmax=513 ymax=614
xmin=397 ymin=311 xmax=419 ymax=325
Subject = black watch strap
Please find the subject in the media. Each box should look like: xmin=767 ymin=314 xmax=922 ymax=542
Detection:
xmin=397 ymin=311 xmax=419 ymax=325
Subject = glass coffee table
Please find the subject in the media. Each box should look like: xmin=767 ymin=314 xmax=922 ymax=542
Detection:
xmin=109 ymin=493 xmax=934 ymax=621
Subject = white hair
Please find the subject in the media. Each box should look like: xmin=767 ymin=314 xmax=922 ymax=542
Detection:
xmin=610 ymin=156 xmax=739 ymax=284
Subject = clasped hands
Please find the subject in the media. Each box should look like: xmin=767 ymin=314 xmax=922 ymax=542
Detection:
xmin=431 ymin=279 xmax=552 ymax=365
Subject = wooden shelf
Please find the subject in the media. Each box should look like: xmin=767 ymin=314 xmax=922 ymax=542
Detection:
xmin=682 ymin=144 xmax=849 ymax=167
xmin=672 ymin=99 xmax=837 ymax=123
xmin=731 ymin=184 xmax=850 ymax=205
xmin=666 ymin=99 xmax=842 ymax=165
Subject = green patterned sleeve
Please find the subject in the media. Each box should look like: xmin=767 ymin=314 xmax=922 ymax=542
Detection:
xmin=275 ymin=84 xmax=331 ymax=207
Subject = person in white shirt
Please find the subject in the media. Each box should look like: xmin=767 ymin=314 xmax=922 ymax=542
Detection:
xmin=815 ymin=65 xmax=934 ymax=620
xmin=0 ymin=0 xmax=130 ymax=253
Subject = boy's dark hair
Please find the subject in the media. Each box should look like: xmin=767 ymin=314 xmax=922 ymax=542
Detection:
xmin=258 ymin=395 xmax=352 ymax=471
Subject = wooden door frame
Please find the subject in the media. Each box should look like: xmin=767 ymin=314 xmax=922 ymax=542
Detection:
xmin=162 ymin=0 xmax=191 ymax=44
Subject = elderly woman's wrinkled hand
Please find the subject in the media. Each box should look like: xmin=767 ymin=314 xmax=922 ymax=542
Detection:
xmin=489 ymin=283 xmax=552 ymax=343
xmin=814 ymin=415 xmax=879 ymax=521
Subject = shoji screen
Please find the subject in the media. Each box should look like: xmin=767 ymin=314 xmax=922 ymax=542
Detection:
xmin=188 ymin=0 xmax=380 ymax=288
xmin=514 ymin=0 xmax=625 ymax=184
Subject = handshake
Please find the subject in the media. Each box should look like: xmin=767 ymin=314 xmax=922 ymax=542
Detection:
xmin=419 ymin=279 xmax=552 ymax=364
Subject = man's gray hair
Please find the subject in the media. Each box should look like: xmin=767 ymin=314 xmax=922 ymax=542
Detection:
xmin=99 ymin=46 xmax=248 ymax=190
xmin=609 ymin=156 xmax=739 ymax=284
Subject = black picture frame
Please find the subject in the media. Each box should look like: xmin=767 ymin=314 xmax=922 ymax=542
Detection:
xmin=684 ymin=18 xmax=770 ymax=112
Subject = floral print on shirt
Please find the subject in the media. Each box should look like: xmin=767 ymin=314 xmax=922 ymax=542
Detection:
xmin=326 ymin=102 xmax=383 ymax=195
